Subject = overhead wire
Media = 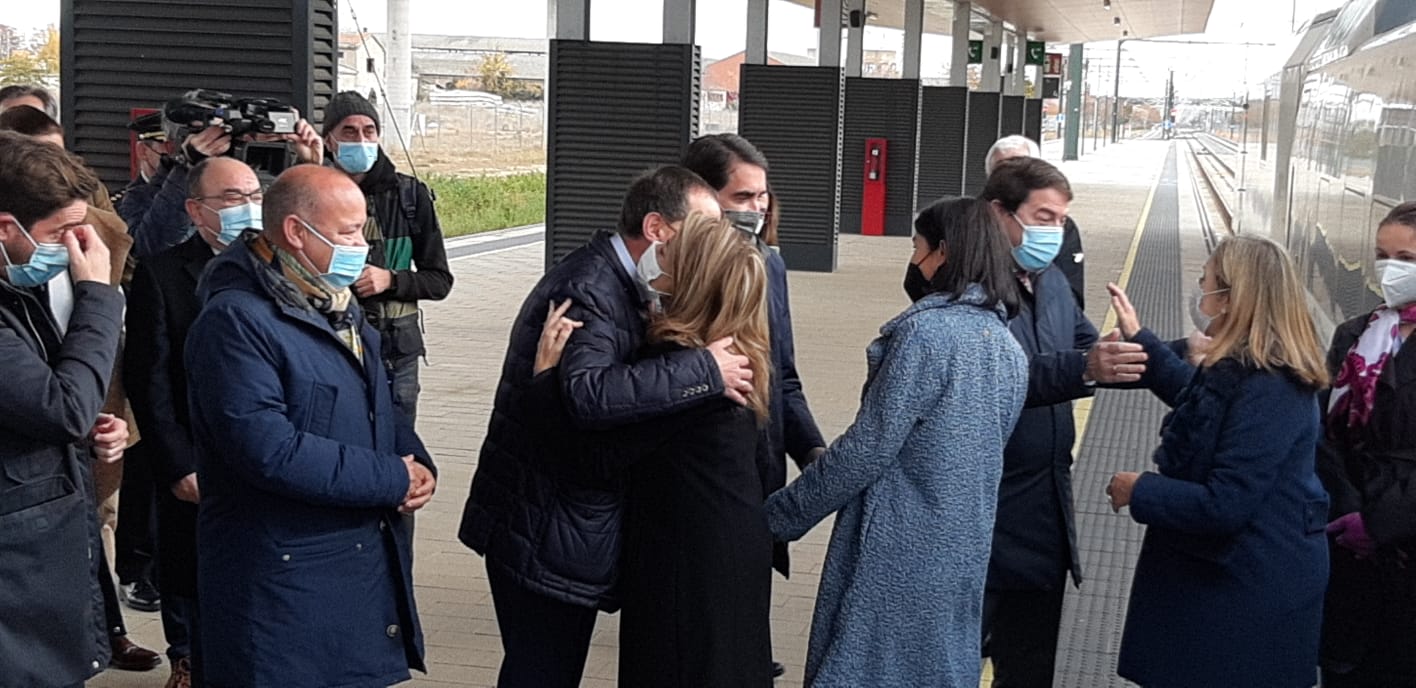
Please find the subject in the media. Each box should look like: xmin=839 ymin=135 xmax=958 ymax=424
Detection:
xmin=344 ymin=0 xmax=424 ymax=181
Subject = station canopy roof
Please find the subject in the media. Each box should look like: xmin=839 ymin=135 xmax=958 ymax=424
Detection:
xmin=785 ymin=0 xmax=1216 ymax=44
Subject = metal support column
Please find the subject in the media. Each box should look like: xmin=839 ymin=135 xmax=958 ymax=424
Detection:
xmin=981 ymin=20 xmax=1002 ymax=91
xmin=548 ymin=0 xmax=590 ymax=40
xmin=746 ymin=0 xmax=769 ymax=64
xmin=1012 ymin=31 xmax=1028 ymax=95
xmin=845 ymin=0 xmax=865 ymax=78
xmin=949 ymin=1 xmax=970 ymax=87
xmin=1063 ymin=43 xmax=1083 ymax=160
xmin=663 ymin=0 xmax=695 ymax=45
xmin=819 ymin=0 xmax=844 ymax=67
xmin=384 ymin=0 xmax=413 ymax=161
xmin=902 ymin=0 xmax=925 ymax=80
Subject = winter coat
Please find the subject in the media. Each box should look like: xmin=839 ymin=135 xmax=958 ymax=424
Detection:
xmin=1117 ymin=329 xmax=1329 ymax=688
xmin=123 ymin=235 xmax=216 ymax=597
xmin=0 ymin=279 xmax=124 ymax=687
xmin=989 ymin=265 xmax=1098 ymax=591
xmin=350 ymin=150 xmax=453 ymax=364
xmin=458 ymin=231 xmax=723 ymax=609
xmin=766 ymin=287 xmax=1028 ymax=687
xmin=185 ymin=236 xmax=434 ymax=687
xmin=118 ymin=162 xmax=196 ymax=259
xmin=1317 ymin=311 xmax=1416 ymax=680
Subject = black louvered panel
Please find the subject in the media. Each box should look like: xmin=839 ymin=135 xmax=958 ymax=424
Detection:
xmin=739 ymin=65 xmax=842 ymax=272
xmin=916 ymin=86 xmax=968 ymax=208
xmin=840 ymin=78 xmax=921 ymax=237
xmin=545 ymin=41 xmax=700 ymax=267
xmin=1000 ymin=95 xmax=1025 ymax=137
xmin=1024 ymin=98 xmax=1043 ymax=145
xmin=62 ymin=0 xmax=337 ymax=190
xmin=964 ymin=91 xmax=1001 ymax=196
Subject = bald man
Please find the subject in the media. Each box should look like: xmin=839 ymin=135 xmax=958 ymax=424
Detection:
xmin=123 ymin=156 xmax=263 ymax=686
xmin=184 ymin=165 xmax=435 ymax=686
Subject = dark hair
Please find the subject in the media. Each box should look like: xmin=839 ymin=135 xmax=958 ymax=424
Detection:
xmin=0 ymin=105 xmax=62 ymax=138
xmin=0 ymin=84 xmax=59 ymax=120
xmin=0 ymin=131 xmax=99 ymax=227
xmin=1380 ymin=201 xmax=1416 ymax=230
xmin=617 ymin=166 xmax=715 ymax=238
xmin=914 ymin=196 xmax=1021 ymax=318
xmin=979 ymin=157 xmax=1073 ymax=213
xmin=682 ymin=134 xmax=770 ymax=190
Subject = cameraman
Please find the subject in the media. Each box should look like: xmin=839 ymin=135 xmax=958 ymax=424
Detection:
xmin=321 ymin=91 xmax=453 ymax=424
xmin=119 ymin=103 xmax=322 ymax=259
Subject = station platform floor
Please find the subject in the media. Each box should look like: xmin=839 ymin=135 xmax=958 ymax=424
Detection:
xmin=91 ymin=138 xmax=1215 ymax=688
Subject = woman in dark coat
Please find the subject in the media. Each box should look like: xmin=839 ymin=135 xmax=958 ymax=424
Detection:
xmin=1105 ymin=235 xmax=1331 ymax=688
xmin=1318 ymin=202 xmax=1416 ymax=687
xmin=532 ymin=212 xmax=774 ymax=688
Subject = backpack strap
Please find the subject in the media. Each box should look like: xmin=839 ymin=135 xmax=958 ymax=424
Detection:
xmin=395 ymin=174 xmax=432 ymax=224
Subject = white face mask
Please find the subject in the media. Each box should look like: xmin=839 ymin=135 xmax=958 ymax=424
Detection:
xmin=1189 ymin=284 xmax=1229 ymax=334
xmin=636 ymin=241 xmax=670 ymax=296
xmin=1377 ymin=259 xmax=1416 ymax=309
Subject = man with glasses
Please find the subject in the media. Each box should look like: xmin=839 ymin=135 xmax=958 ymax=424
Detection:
xmin=977 ymin=157 xmax=1147 ymax=688
xmin=124 ymin=157 xmax=262 ymax=688
xmin=184 ymin=164 xmax=435 ymax=684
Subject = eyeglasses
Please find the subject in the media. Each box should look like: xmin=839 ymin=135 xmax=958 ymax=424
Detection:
xmin=192 ymin=189 xmax=264 ymax=205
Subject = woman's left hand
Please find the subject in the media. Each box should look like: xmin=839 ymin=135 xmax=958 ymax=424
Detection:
xmin=1107 ymin=282 xmax=1143 ymax=340
xmin=534 ymin=299 xmax=583 ymax=374
xmin=1107 ymin=471 xmax=1140 ymax=512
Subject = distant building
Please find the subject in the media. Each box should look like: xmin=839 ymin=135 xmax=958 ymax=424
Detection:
xmin=338 ymin=32 xmax=547 ymax=101
xmin=703 ymin=51 xmax=815 ymax=110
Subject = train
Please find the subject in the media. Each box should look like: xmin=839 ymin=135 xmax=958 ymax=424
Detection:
xmin=1224 ymin=0 xmax=1416 ymax=338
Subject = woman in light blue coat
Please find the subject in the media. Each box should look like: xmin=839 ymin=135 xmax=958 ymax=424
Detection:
xmin=766 ymin=197 xmax=1029 ymax=687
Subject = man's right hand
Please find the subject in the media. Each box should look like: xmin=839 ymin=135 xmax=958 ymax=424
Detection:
xmin=1084 ymin=329 xmax=1148 ymax=384
xmin=707 ymin=336 xmax=753 ymax=406
xmin=65 ymin=225 xmax=112 ymax=285
xmin=172 ymin=473 xmax=200 ymax=504
xmin=400 ymin=455 xmax=436 ymax=514
xmin=182 ymin=121 xmax=232 ymax=162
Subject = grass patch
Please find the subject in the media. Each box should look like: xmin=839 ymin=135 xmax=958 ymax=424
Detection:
xmin=427 ymin=172 xmax=545 ymax=237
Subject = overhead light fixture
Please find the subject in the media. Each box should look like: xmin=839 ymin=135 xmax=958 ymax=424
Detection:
xmin=1103 ymin=0 xmax=1112 ymax=9
xmin=1114 ymin=16 xmax=1122 ymax=25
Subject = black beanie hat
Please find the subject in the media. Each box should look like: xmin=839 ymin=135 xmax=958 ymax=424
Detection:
xmin=322 ymin=91 xmax=381 ymax=136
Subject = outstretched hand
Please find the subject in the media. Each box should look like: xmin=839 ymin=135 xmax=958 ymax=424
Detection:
xmin=1107 ymin=282 xmax=1143 ymax=340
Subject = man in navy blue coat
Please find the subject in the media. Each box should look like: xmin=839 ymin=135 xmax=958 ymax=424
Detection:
xmin=185 ymin=165 xmax=435 ymax=687
xmin=978 ymin=157 xmax=1148 ymax=688
xmin=459 ymin=166 xmax=754 ymax=688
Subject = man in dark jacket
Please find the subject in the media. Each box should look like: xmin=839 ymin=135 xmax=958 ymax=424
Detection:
xmin=124 ymin=156 xmax=263 ymax=688
xmin=0 ymin=131 xmax=128 ymax=687
xmin=459 ymin=166 xmax=754 ymax=688
xmin=321 ymin=91 xmax=454 ymax=424
xmin=185 ymin=165 xmax=436 ymax=686
xmin=979 ymin=157 xmax=1148 ymax=688
xmin=985 ymin=135 xmax=1086 ymax=308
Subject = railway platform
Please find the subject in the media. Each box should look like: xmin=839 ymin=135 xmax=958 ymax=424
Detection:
xmin=91 ymin=138 xmax=1227 ymax=688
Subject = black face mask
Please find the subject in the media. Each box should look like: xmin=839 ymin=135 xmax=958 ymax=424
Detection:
xmin=904 ymin=262 xmax=931 ymax=302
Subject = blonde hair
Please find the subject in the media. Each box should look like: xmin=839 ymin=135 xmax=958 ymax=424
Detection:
xmin=1204 ymin=235 xmax=1329 ymax=388
xmin=647 ymin=212 xmax=773 ymax=422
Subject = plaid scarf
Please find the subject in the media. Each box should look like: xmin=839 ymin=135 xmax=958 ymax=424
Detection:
xmin=1328 ymin=303 xmax=1416 ymax=431
xmin=248 ymin=235 xmax=364 ymax=363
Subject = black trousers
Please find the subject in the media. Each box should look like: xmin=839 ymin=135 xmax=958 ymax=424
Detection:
xmin=485 ymin=558 xmax=597 ymax=688
xmin=982 ymin=586 xmax=1067 ymax=688
xmin=114 ymin=442 xmax=157 ymax=585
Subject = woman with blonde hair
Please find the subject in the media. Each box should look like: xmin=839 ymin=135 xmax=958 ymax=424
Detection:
xmin=534 ymin=211 xmax=775 ymax=687
xmin=1106 ymin=234 xmax=1330 ymax=687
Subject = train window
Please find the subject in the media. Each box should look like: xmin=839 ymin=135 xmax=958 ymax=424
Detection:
xmin=1375 ymin=0 xmax=1416 ymax=34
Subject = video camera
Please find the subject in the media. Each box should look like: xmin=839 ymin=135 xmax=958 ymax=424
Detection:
xmin=162 ymin=89 xmax=301 ymax=174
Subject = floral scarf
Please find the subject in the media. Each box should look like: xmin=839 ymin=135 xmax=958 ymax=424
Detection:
xmin=1328 ymin=303 xmax=1416 ymax=430
xmin=248 ymin=234 xmax=364 ymax=363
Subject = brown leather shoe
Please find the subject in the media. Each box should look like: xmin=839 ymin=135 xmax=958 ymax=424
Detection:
xmin=109 ymin=635 xmax=162 ymax=671
xmin=164 ymin=657 xmax=192 ymax=688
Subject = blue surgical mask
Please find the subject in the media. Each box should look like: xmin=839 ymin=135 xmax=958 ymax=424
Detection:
xmin=200 ymin=202 xmax=262 ymax=246
xmin=1010 ymin=215 xmax=1064 ymax=272
xmin=335 ymin=141 xmax=379 ymax=174
xmin=1 ymin=220 xmax=70 ymax=287
xmin=298 ymin=218 xmax=369 ymax=290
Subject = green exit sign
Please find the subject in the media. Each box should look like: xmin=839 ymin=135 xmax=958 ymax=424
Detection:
xmin=1026 ymin=41 xmax=1046 ymax=66
xmin=968 ymin=40 xmax=983 ymax=64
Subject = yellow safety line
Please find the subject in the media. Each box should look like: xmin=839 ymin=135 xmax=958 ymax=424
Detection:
xmin=1068 ymin=157 xmax=1163 ymax=458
